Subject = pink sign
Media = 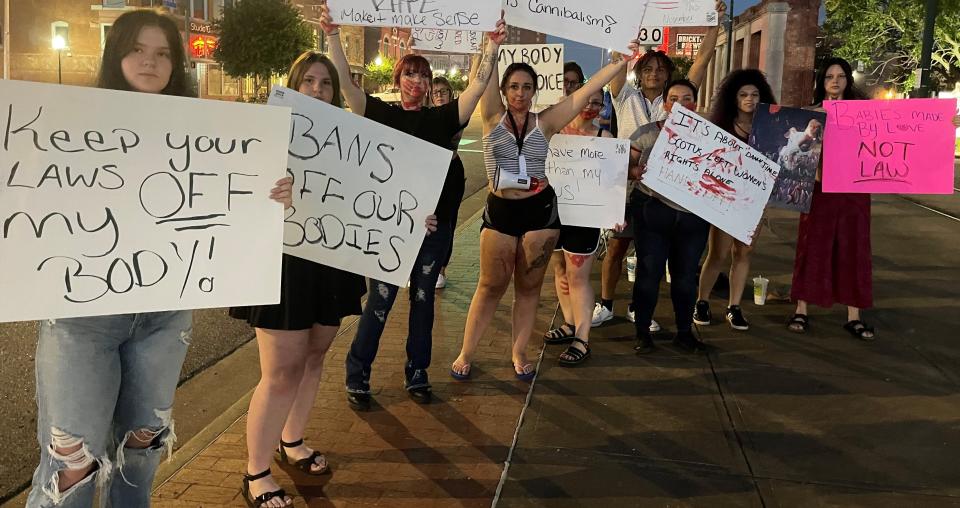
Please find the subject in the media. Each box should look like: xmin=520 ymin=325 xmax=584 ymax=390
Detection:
xmin=823 ymin=98 xmax=957 ymax=194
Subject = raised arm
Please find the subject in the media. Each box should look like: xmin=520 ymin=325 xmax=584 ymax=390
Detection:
xmin=320 ymin=4 xmax=366 ymax=115
xmin=540 ymin=46 xmax=637 ymax=137
xmin=609 ymin=51 xmax=630 ymax=98
xmin=479 ymin=37 xmax=505 ymax=130
xmin=457 ymin=16 xmax=507 ymax=126
xmin=687 ymin=0 xmax=726 ymax=87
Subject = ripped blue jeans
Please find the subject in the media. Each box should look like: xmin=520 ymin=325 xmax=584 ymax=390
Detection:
xmin=345 ymin=224 xmax=451 ymax=393
xmin=27 ymin=311 xmax=192 ymax=508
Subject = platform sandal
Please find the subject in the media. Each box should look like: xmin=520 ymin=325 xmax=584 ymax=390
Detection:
xmin=277 ymin=438 xmax=329 ymax=475
xmin=242 ymin=468 xmax=292 ymax=508
xmin=558 ymin=338 xmax=591 ymax=367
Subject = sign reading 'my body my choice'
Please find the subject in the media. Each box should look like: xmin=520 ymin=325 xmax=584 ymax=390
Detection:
xmin=0 ymin=80 xmax=289 ymax=323
xmin=268 ymin=87 xmax=450 ymax=287
xmin=498 ymin=44 xmax=564 ymax=106
xmin=328 ymin=0 xmax=500 ymax=31
xmin=504 ymin=0 xmax=647 ymax=53
xmin=643 ymin=104 xmax=779 ymax=244
xmin=546 ymin=135 xmax=629 ymax=228
xmin=822 ymin=98 xmax=957 ymax=194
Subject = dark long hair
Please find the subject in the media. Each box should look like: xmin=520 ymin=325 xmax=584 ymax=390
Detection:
xmin=814 ymin=57 xmax=862 ymax=104
xmin=563 ymin=61 xmax=585 ymax=84
xmin=710 ymin=69 xmax=777 ymax=134
xmin=500 ymin=62 xmax=538 ymax=91
xmin=97 ymin=10 xmax=191 ymax=96
xmin=287 ymin=51 xmax=343 ymax=108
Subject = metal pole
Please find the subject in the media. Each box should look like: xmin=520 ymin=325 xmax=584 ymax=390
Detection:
xmin=725 ymin=0 xmax=734 ymax=73
xmin=916 ymin=0 xmax=938 ymax=97
xmin=57 ymin=50 xmax=62 ymax=84
xmin=4 ymin=0 xmax=10 ymax=79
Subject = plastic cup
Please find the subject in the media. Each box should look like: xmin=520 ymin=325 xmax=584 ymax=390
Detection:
xmin=626 ymin=256 xmax=637 ymax=282
xmin=753 ymin=276 xmax=769 ymax=305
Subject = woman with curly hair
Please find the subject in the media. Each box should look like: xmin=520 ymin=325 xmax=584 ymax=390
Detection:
xmin=693 ymin=69 xmax=777 ymax=332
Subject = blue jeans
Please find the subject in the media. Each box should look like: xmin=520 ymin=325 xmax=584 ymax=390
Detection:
xmin=27 ymin=311 xmax=192 ymax=508
xmin=630 ymin=192 xmax=710 ymax=337
xmin=345 ymin=224 xmax=452 ymax=393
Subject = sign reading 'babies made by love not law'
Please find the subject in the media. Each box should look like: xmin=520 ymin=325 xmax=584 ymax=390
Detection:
xmin=643 ymin=104 xmax=779 ymax=244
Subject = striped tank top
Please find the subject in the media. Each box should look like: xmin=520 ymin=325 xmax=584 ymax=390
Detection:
xmin=483 ymin=112 xmax=550 ymax=184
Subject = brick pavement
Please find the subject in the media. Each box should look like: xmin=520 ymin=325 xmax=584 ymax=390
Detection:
xmin=151 ymin=212 xmax=559 ymax=507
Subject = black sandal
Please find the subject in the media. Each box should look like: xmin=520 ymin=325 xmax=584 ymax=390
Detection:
xmin=242 ymin=468 xmax=292 ymax=508
xmin=787 ymin=314 xmax=809 ymax=333
xmin=843 ymin=320 xmax=875 ymax=341
xmin=558 ymin=338 xmax=591 ymax=367
xmin=543 ymin=323 xmax=576 ymax=345
xmin=278 ymin=438 xmax=330 ymax=475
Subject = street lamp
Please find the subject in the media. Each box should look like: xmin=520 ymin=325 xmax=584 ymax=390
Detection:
xmin=374 ymin=55 xmax=383 ymax=67
xmin=52 ymin=35 xmax=66 ymax=84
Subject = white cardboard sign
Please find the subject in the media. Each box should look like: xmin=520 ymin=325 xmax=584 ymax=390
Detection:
xmin=328 ymin=0 xmax=501 ymax=31
xmin=546 ymin=134 xmax=629 ymax=228
xmin=268 ymin=87 xmax=451 ymax=287
xmin=642 ymin=104 xmax=778 ymax=244
xmin=642 ymin=0 xmax=718 ymax=27
xmin=498 ymin=44 xmax=564 ymax=106
xmin=0 ymin=80 xmax=289 ymax=323
xmin=411 ymin=28 xmax=483 ymax=53
xmin=504 ymin=0 xmax=648 ymax=53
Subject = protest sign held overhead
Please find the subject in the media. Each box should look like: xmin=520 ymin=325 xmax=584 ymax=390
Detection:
xmin=327 ymin=0 xmax=500 ymax=31
xmin=546 ymin=135 xmax=629 ymax=228
xmin=641 ymin=0 xmax=718 ymax=27
xmin=498 ymin=44 xmax=564 ymax=106
xmin=411 ymin=28 xmax=483 ymax=53
xmin=822 ymin=98 xmax=958 ymax=194
xmin=268 ymin=87 xmax=450 ymax=287
xmin=749 ymin=104 xmax=826 ymax=213
xmin=643 ymin=104 xmax=779 ymax=244
xmin=0 ymin=80 xmax=289 ymax=323
xmin=504 ymin=0 xmax=647 ymax=53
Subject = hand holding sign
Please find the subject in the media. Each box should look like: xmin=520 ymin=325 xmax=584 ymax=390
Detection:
xmin=327 ymin=0 xmax=501 ymax=31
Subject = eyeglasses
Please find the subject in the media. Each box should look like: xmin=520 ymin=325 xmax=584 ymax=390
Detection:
xmin=432 ymin=89 xmax=451 ymax=98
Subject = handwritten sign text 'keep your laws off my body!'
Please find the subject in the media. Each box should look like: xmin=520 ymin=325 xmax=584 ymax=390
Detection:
xmin=268 ymin=87 xmax=450 ymax=287
xmin=822 ymin=98 xmax=958 ymax=194
xmin=0 ymin=80 xmax=289 ymax=323
xmin=327 ymin=0 xmax=501 ymax=31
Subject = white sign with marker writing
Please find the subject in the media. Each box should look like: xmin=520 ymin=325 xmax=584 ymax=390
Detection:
xmin=546 ymin=135 xmax=629 ymax=228
xmin=498 ymin=44 xmax=564 ymax=106
xmin=328 ymin=0 xmax=501 ymax=31
xmin=268 ymin=87 xmax=451 ymax=287
xmin=0 ymin=80 xmax=289 ymax=323
xmin=504 ymin=0 xmax=647 ymax=53
xmin=411 ymin=28 xmax=483 ymax=53
xmin=642 ymin=104 xmax=778 ymax=244
xmin=642 ymin=0 xmax=718 ymax=27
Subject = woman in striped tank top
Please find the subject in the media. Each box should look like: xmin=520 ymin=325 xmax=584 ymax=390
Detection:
xmin=451 ymin=42 xmax=639 ymax=381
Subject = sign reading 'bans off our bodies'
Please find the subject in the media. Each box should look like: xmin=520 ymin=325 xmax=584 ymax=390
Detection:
xmin=328 ymin=0 xmax=500 ymax=31
xmin=822 ymin=98 xmax=958 ymax=194
xmin=504 ymin=0 xmax=647 ymax=53
xmin=498 ymin=44 xmax=564 ymax=106
xmin=643 ymin=104 xmax=779 ymax=244
xmin=268 ymin=87 xmax=450 ymax=287
xmin=546 ymin=135 xmax=629 ymax=228
xmin=0 ymin=80 xmax=289 ymax=323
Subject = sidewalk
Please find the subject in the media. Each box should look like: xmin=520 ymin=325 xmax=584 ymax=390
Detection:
xmin=150 ymin=209 xmax=559 ymax=507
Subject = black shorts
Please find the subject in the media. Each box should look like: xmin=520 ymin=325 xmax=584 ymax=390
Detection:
xmin=556 ymin=225 xmax=601 ymax=255
xmin=482 ymin=186 xmax=561 ymax=238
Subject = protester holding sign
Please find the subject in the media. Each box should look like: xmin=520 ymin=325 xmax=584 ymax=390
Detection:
xmin=227 ymin=51 xmax=366 ymax=508
xmin=627 ymin=79 xmax=713 ymax=353
xmin=788 ymin=57 xmax=876 ymax=341
xmin=593 ymin=0 xmax=724 ymax=329
xmin=450 ymin=38 xmax=639 ymax=381
xmin=432 ymin=75 xmax=468 ymax=289
xmin=321 ymin=4 xmax=507 ymax=409
xmin=694 ymin=69 xmax=778 ymax=332
xmin=25 ymin=11 xmax=294 ymax=508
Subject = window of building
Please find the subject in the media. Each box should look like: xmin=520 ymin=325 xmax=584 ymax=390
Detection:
xmin=193 ymin=1 xmax=208 ymax=20
xmin=100 ymin=24 xmax=112 ymax=49
xmin=733 ymin=38 xmax=744 ymax=69
xmin=51 ymin=21 xmax=69 ymax=48
xmin=749 ymin=32 xmax=761 ymax=68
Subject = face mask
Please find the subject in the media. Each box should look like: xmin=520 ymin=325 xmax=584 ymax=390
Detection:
xmin=580 ymin=109 xmax=600 ymax=121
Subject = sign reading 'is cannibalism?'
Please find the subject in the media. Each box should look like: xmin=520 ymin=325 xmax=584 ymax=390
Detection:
xmin=504 ymin=0 xmax=648 ymax=53
xmin=643 ymin=104 xmax=779 ymax=244
xmin=268 ymin=87 xmax=450 ymax=287
xmin=0 ymin=80 xmax=289 ymax=323
xmin=327 ymin=0 xmax=501 ymax=31
xmin=822 ymin=98 xmax=957 ymax=194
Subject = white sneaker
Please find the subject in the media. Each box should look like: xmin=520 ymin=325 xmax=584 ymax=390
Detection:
xmin=626 ymin=307 xmax=635 ymax=322
xmin=649 ymin=318 xmax=661 ymax=333
xmin=435 ymin=273 xmax=447 ymax=289
xmin=591 ymin=303 xmax=614 ymax=326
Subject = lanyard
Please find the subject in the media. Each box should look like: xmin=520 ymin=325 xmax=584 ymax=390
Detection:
xmin=507 ymin=112 xmax=530 ymax=178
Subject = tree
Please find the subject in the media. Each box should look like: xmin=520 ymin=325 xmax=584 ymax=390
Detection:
xmin=366 ymin=56 xmax=395 ymax=92
xmin=822 ymin=0 xmax=960 ymax=92
xmin=214 ymin=0 xmax=314 ymax=101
